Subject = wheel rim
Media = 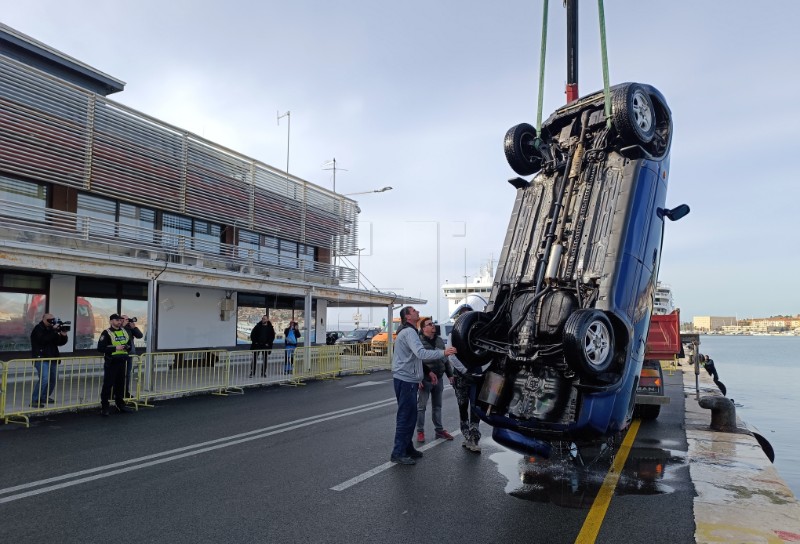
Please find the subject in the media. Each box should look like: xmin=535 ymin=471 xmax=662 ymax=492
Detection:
xmin=582 ymin=320 xmax=611 ymax=368
xmin=631 ymin=90 xmax=653 ymax=133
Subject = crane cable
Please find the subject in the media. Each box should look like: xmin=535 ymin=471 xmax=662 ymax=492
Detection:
xmin=535 ymin=0 xmax=549 ymax=134
xmin=535 ymin=0 xmax=614 ymax=132
xmin=597 ymin=0 xmax=612 ymax=128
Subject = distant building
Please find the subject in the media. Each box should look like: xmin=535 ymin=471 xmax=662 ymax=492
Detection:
xmin=693 ymin=316 xmax=737 ymax=332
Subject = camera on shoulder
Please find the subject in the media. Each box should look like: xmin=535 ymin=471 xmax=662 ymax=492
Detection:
xmin=49 ymin=318 xmax=72 ymax=332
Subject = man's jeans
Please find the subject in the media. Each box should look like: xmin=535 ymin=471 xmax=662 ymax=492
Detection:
xmin=32 ymin=360 xmax=57 ymax=403
xmin=392 ymin=378 xmax=419 ymax=458
xmin=416 ymin=376 xmax=444 ymax=433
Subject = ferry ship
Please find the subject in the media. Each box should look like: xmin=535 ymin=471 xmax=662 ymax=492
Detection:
xmin=653 ymin=282 xmax=675 ymax=315
xmin=441 ymin=259 xmax=494 ymax=319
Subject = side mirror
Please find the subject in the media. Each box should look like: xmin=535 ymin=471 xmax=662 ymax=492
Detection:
xmin=659 ymin=204 xmax=690 ymax=222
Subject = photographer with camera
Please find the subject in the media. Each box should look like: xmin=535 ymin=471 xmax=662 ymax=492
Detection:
xmin=121 ymin=315 xmax=143 ymax=398
xmin=30 ymin=313 xmax=69 ymax=408
xmin=97 ymin=314 xmax=133 ymax=416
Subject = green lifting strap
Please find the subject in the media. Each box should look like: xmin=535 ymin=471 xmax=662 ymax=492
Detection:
xmin=598 ymin=0 xmax=612 ymax=128
xmin=536 ymin=0 xmax=549 ymax=134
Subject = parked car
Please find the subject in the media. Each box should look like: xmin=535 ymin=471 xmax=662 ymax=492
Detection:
xmin=451 ymin=82 xmax=689 ymax=458
xmin=335 ymin=328 xmax=380 ymax=354
xmin=326 ymin=331 xmax=345 ymax=345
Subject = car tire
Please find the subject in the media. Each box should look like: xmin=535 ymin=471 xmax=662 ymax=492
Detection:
xmin=563 ymin=309 xmax=615 ymax=376
xmin=635 ymin=404 xmax=661 ymax=420
xmin=504 ymin=123 xmax=542 ymax=176
xmin=611 ymin=83 xmax=656 ymax=144
xmin=451 ymin=311 xmax=493 ymax=370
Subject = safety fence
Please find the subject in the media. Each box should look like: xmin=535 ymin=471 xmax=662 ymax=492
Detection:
xmin=0 ymin=343 xmax=390 ymax=427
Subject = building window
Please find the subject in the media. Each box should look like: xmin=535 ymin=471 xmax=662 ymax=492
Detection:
xmin=77 ymin=193 xmax=117 ymax=237
xmin=279 ymin=240 xmax=298 ymax=268
xmin=76 ymin=278 xmax=147 ymax=349
xmin=161 ymin=213 xmax=192 ymax=249
xmin=119 ymin=203 xmax=156 ymax=243
xmin=0 ymin=272 xmax=48 ymax=353
xmin=259 ymin=235 xmax=279 ymax=266
xmin=193 ymin=220 xmax=221 ymax=254
xmin=299 ymin=244 xmax=315 ymax=272
xmin=0 ymin=176 xmax=47 ymax=223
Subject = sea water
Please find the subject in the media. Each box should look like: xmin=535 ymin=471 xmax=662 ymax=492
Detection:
xmin=693 ymin=335 xmax=800 ymax=497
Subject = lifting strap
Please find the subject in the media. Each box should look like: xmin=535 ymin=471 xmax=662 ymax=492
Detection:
xmin=597 ymin=0 xmax=612 ymax=128
xmin=535 ymin=0 xmax=549 ymax=134
xmin=535 ymin=0 xmax=614 ymax=129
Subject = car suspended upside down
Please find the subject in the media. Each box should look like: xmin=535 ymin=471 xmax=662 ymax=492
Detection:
xmin=451 ymin=82 xmax=689 ymax=458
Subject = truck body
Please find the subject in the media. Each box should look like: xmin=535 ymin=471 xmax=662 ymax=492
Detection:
xmin=634 ymin=309 xmax=681 ymax=419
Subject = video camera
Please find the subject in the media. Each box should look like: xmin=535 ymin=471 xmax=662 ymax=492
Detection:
xmin=127 ymin=317 xmax=138 ymax=323
xmin=48 ymin=318 xmax=72 ymax=332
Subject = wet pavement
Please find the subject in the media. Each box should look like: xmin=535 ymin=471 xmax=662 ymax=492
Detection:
xmin=0 ymin=362 xmax=794 ymax=543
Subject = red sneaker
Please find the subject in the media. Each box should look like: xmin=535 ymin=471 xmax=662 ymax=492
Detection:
xmin=416 ymin=431 xmax=425 ymax=443
xmin=435 ymin=430 xmax=454 ymax=441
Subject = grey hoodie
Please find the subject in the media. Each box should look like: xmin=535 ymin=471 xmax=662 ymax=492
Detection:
xmin=391 ymin=324 xmax=445 ymax=383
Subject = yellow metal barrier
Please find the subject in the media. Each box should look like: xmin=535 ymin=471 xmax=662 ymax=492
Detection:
xmin=1 ymin=345 xmax=393 ymax=425
xmin=1 ymin=355 xmax=143 ymax=427
xmin=138 ymin=349 xmax=230 ymax=402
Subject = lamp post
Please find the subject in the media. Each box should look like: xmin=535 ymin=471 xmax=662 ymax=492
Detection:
xmin=277 ymin=111 xmax=291 ymax=175
xmin=405 ymin=221 xmax=467 ymax=323
xmin=344 ymin=186 xmax=393 ymax=196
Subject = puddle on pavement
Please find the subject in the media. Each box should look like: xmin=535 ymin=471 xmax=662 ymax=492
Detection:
xmin=488 ymin=437 xmax=687 ymax=508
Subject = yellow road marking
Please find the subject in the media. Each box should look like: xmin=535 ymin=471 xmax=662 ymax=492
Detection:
xmin=574 ymin=419 xmax=641 ymax=544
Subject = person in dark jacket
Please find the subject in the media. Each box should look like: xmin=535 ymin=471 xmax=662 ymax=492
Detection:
xmin=122 ymin=315 xmax=144 ymax=397
xmin=30 ymin=313 xmax=69 ymax=407
xmin=416 ymin=317 xmax=455 ymax=443
xmin=97 ymin=313 xmax=134 ymax=416
xmin=284 ymin=321 xmax=300 ymax=373
xmin=447 ymin=305 xmax=483 ymax=453
xmin=250 ymin=316 xmax=276 ymax=377
xmin=703 ymin=354 xmax=727 ymax=396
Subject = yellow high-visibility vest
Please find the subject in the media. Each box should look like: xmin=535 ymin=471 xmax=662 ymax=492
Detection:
xmin=107 ymin=328 xmax=130 ymax=356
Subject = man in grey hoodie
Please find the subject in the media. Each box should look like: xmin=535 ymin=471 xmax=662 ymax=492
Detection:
xmin=390 ymin=306 xmax=456 ymax=465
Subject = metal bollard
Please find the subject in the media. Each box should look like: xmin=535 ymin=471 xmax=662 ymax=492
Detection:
xmin=698 ymin=396 xmax=737 ymax=432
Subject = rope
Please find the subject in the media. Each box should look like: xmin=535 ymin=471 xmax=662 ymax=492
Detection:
xmin=597 ymin=0 xmax=612 ymax=128
xmin=536 ymin=0 xmax=549 ymax=133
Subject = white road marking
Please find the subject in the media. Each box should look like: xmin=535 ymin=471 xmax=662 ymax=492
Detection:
xmin=347 ymin=380 xmax=393 ymax=388
xmin=0 ymin=397 xmax=396 ymax=504
xmin=330 ymin=430 xmax=463 ymax=492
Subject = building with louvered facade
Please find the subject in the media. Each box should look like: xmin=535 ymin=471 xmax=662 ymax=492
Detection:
xmin=0 ymin=23 xmax=416 ymax=356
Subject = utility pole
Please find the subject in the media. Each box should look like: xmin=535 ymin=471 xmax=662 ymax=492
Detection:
xmin=277 ymin=110 xmax=291 ymax=178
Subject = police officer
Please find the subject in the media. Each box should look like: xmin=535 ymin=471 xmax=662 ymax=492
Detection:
xmin=97 ymin=313 xmax=133 ymax=416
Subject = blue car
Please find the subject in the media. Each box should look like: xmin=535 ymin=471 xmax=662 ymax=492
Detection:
xmin=451 ymin=83 xmax=689 ymax=457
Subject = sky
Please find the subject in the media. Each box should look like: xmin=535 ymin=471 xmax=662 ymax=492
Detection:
xmin=2 ymin=1 xmax=799 ymax=326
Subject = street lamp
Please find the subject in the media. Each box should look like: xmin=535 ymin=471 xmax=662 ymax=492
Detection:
xmin=344 ymin=186 xmax=393 ymax=196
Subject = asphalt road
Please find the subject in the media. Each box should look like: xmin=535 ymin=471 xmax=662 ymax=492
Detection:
xmin=0 ymin=368 xmax=695 ymax=544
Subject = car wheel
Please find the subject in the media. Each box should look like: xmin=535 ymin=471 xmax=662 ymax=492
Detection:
xmin=451 ymin=311 xmax=493 ymax=370
xmin=611 ymin=83 xmax=656 ymax=144
xmin=563 ymin=309 xmax=615 ymax=376
xmin=504 ymin=123 xmax=542 ymax=176
xmin=635 ymin=404 xmax=661 ymax=420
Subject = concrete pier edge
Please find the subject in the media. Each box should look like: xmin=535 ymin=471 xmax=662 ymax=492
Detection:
xmin=681 ymin=364 xmax=800 ymax=543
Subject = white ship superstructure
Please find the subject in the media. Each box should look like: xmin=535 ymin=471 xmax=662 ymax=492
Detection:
xmin=442 ymin=259 xmax=494 ymax=318
xmin=653 ymin=282 xmax=675 ymax=315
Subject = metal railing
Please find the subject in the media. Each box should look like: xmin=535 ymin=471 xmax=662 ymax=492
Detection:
xmin=1 ymin=345 xmax=392 ymax=426
xmin=0 ymin=53 xmax=361 ymax=256
xmin=0 ymin=199 xmax=357 ymax=283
